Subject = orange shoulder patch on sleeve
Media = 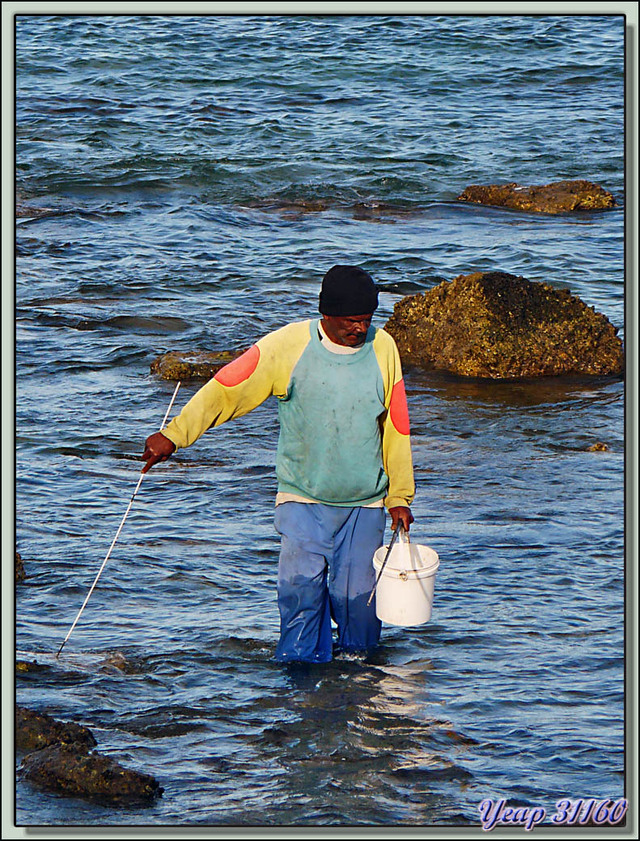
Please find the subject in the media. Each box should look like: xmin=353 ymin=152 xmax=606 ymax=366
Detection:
xmin=214 ymin=344 xmax=261 ymax=387
xmin=390 ymin=378 xmax=410 ymax=435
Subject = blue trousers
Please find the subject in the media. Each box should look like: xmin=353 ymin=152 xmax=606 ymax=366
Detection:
xmin=274 ymin=502 xmax=385 ymax=663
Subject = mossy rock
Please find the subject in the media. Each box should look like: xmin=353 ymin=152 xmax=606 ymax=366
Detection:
xmin=384 ymin=271 xmax=624 ymax=379
xmin=16 ymin=660 xmax=49 ymax=674
xmin=16 ymin=706 xmax=97 ymax=753
xmin=19 ymin=743 xmax=163 ymax=804
xmin=16 ymin=707 xmax=163 ymax=803
xmin=150 ymin=350 xmax=244 ymax=381
xmin=457 ymin=180 xmax=615 ymax=214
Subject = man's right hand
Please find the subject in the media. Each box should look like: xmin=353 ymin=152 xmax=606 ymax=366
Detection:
xmin=142 ymin=432 xmax=176 ymax=474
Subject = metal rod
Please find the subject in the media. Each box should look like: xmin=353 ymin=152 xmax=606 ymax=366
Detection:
xmin=56 ymin=381 xmax=181 ymax=659
xmin=367 ymin=521 xmax=405 ymax=607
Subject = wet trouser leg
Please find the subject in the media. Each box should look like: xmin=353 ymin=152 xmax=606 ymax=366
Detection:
xmin=274 ymin=502 xmax=385 ymax=663
xmin=329 ymin=506 xmax=385 ymax=654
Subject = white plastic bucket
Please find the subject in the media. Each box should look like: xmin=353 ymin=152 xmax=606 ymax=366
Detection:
xmin=372 ymin=536 xmax=440 ymax=626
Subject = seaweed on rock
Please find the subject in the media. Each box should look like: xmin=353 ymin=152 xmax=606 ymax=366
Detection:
xmin=384 ymin=271 xmax=623 ymax=379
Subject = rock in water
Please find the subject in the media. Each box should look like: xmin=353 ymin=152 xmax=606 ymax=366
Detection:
xmin=16 ymin=660 xmax=49 ymax=674
xmin=384 ymin=271 xmax=624 ymax=379
xmin=16 ymin=551 xmax=25 ymax=583
xmin=16 ymin=706 xmax=97 ymax=753
xmin=16 ymin=707 xmax=163 ymax=803
xmin=19 ymin=744 xmax=163 ymax=804
xmin=150 ymin=349 xmax=243 ymax=380
xmin=457 ymin=180 xmax=615 ymax=213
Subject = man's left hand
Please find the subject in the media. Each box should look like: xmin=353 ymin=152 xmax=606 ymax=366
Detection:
xmin=389 ymin=506 xmax=414 ymax=532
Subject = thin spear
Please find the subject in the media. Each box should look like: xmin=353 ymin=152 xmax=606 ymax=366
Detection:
xmin=56 ymin=381 xmax=181 ymax=658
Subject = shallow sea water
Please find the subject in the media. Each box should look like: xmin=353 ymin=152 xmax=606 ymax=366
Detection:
xmin=12 ymin=11 xmax=628 ymax=832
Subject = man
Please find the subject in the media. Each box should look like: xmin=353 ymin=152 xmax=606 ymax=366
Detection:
xmin=142 ymin=265 xmax=415 ymax=663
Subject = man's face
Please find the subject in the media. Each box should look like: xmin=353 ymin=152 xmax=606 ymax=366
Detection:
xmin=321 ymin=313 xmax=374 ymax=347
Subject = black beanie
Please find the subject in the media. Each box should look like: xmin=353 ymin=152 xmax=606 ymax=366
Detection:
xmin=318 ymin=265 xmax=379 ymax=316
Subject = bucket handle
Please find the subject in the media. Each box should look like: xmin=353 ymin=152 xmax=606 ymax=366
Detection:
xmin=366 ymin=522 xmax=406 ymax=607
xmin=398 ymin=525 xmax=411 ymax=546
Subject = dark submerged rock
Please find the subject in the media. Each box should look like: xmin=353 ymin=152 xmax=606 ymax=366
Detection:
xmin=384 ymin=271 xmax=624 ymax=380
xmin=242 ymin=197 xmax=330 ymax=213
xmin=457 ymin=180 xmax=616 ymax=214
xmin=150 ymin=349 xmax=243 ymax=380
xmin=16 ymin=201 xmax=58 ymax=219
xmin=16 ymin=706 xmax=97 ymax=753
xmin=16 ymin=551 xmax=25 ymax=583
xmin=19 ymin=744 xmax=163 ymax=804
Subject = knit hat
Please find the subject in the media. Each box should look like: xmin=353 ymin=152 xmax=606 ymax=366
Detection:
xmin=318 ymin=265 xmax=379 ymax=316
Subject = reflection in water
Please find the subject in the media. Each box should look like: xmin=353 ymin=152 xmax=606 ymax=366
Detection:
xmin=238 ymin=655 xmax=476 ymax=824
xmin=406 ymin=368 xmax=623 ymax=409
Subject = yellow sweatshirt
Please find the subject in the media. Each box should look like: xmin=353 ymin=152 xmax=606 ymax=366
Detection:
xmin=161 ymin=319 xmax=415 ymax=510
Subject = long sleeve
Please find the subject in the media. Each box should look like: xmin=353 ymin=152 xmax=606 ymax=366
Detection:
xmin=373 ymin=329 xmax=416 ymax=509
xmin=161 ymin=321 xmax=311 ymax=450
